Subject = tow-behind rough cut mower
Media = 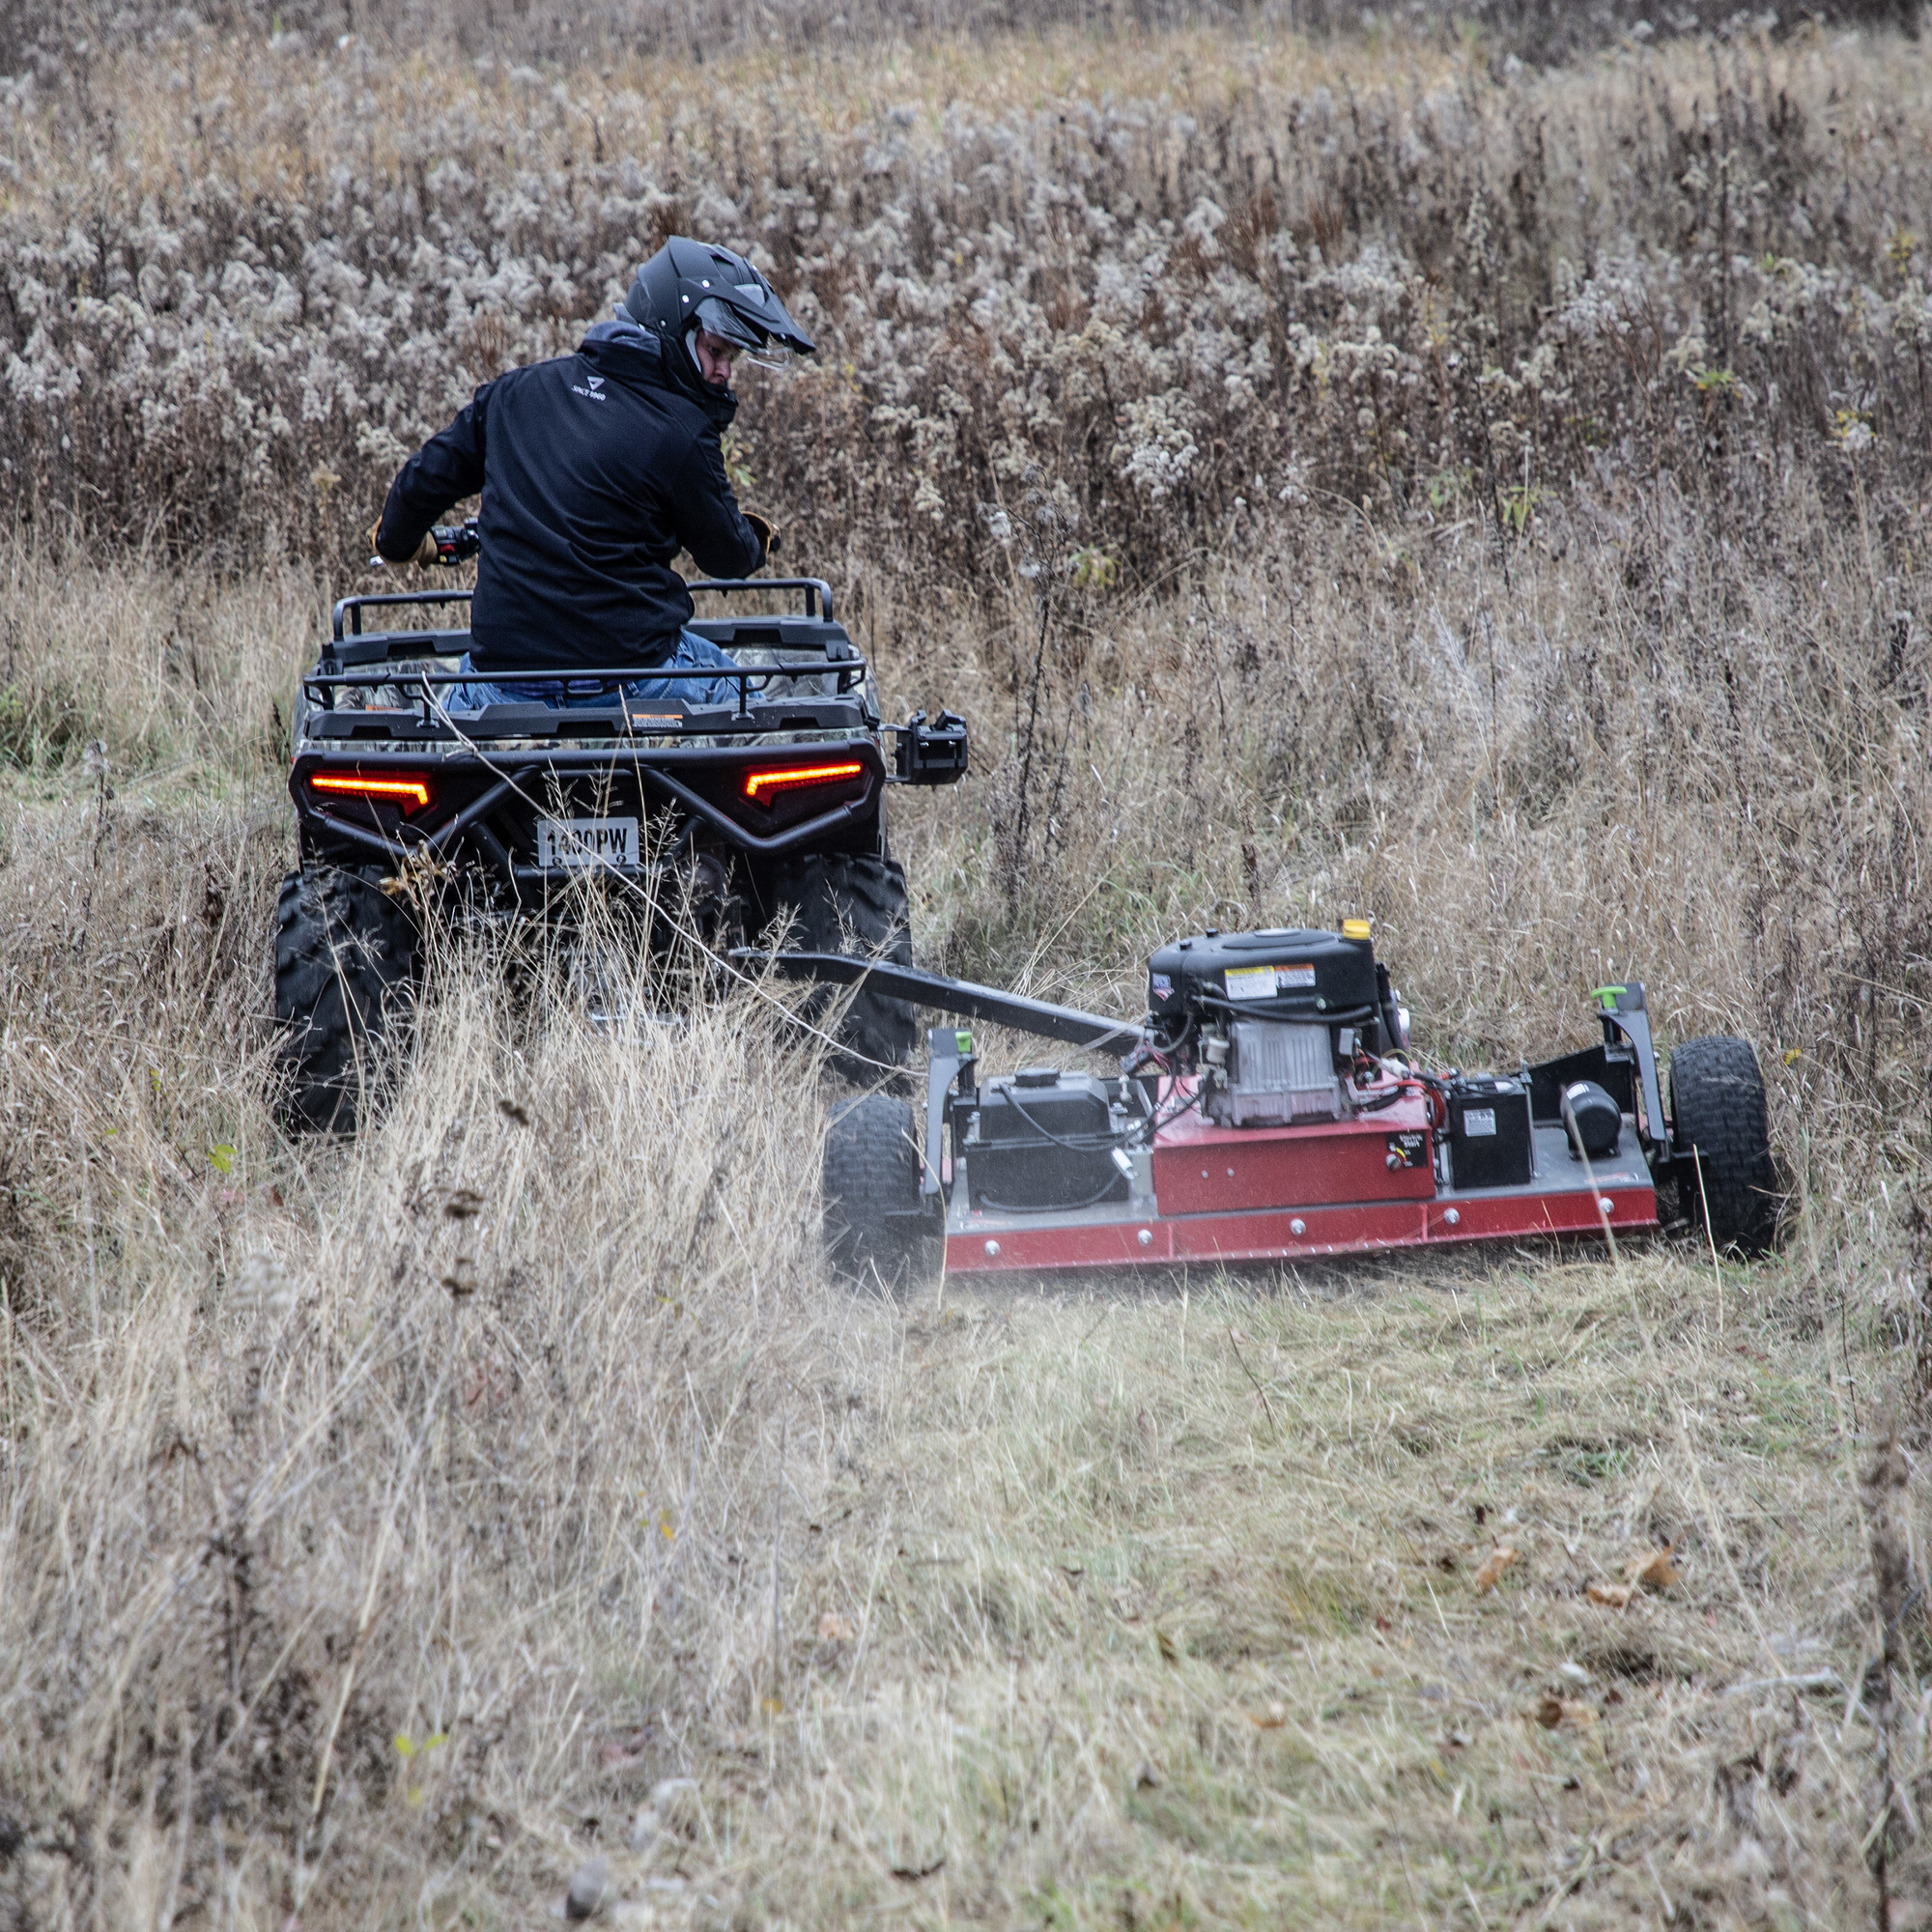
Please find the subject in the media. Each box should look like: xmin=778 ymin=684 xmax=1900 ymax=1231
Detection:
xmin=757 ymin=923 xmax=1778 ymax=1280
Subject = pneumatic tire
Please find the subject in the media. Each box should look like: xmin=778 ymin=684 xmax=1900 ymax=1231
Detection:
xmin=767 ymin=851 xmax=918 ymax=1081
xmin=1668 ymin=1035 xmax=1778 ymax=1256
xmin=823 ymin=1093 xmax=928 ymax=1289
xmin=272 ymin=865 xmax=421 ymax=1134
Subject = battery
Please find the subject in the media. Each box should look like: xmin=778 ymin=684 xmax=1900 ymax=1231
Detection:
xmin=1446 ymin=1075 xmax=1534 ymax=1189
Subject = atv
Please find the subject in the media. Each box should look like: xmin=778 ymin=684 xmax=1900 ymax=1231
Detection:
xmin=274 ymin=524 xmax=968 ymax=1130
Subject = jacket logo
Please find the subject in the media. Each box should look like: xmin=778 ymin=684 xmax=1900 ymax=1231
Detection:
xmin=585 ymin=374 xmax=604 ymax=390
xmin=570 ymin=371 xmax=609 ymax=403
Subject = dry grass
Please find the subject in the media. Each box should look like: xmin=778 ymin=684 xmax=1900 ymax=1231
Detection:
xmin=2 ymin=497 xmax=1928 ymax=1923
xmin=3 ymin=10 xmax=1932 ymax=1930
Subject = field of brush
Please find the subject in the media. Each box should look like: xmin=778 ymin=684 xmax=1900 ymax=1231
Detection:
xmin=2 ymin=8 xmax=1931 ymax=1928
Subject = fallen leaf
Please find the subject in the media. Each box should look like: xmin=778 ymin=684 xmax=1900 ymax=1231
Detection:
xmin=1532 ymin=1694 xmax=1599 ymax=1731
xmin=497 ymin=1098 xmax=531 ymax=1126
xmin=443 ymin=1187 xmax=485 ymax=1220
xmin=1155 ymin=1627 xmax=1179 ymax=1664
xmin=1247 ymin=1702 xmax=1288 ymax=1729
xmin=890 ymin=1857 xmax=946 ymax=1882
xmin=1587 ymin=1581 xmax=1635 ymax=1609
xmin=1624 ymin=1544 xmax=1680 ymax=1591
xmin=1474 ymin=1547 xmax=1520 ymax=1594
xmin=817 ymin=1611 xmax=856 ymax=1642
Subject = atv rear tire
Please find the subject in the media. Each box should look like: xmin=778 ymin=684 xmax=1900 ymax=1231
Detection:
xmin=823 ymin=1092 xmax=927 ymax=1287
xmin=1669 ymin=1035 xmax=1778 ymax=1256
xmin=273 ymin=866 xmax=421 ymax=1133
xmin=767 ymin=851 xmax=917 ymax=1079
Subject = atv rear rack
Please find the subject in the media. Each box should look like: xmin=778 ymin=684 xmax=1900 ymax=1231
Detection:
xmin=300 ymin=661 xmax=870 ymax=742
xmin=311 ymin=578 xmax=898 ymax=743
xmin=329 ymin=574 xmax=838 ymax=643
xmin=294 ymin=571 xmax=966 ymax=894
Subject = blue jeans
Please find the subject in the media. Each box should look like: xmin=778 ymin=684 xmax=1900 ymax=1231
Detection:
xmin=449 ymin=630 xmax=741 ymax=712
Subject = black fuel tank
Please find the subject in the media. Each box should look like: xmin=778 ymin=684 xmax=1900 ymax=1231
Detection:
xmin=968 ymin=1069 xmax=1127 ymax=1212
xmin=1147 ymin=927 xmax=1378 ymax=1030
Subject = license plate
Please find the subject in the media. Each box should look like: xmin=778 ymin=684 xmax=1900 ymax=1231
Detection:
xmin=535 ymin=816 xmax=639 ymax=868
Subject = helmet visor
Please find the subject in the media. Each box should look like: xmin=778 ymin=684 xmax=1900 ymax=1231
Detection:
xmin=694 ymin=296 xmax=795 ymax=371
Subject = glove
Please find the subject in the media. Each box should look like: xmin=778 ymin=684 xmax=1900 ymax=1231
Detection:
xmin=365 ymin=518 xmax=440 ymax=566
xmin=744 ymin=511 xmax=779 ymax=561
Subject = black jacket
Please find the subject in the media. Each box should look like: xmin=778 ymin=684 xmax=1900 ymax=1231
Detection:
xmin=375 ymin=322 xmax=764 ymax=673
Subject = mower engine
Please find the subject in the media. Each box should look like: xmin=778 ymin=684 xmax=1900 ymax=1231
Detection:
xmin=1146 ymin=924 xmax=1404 ymax=1127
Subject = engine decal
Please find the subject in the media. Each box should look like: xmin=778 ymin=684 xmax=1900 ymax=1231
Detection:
xmin=1224 ymin=961 xmax=1320 ymax=1000
xmin=1385 ymin=1130 xmax=1429 ymax=1170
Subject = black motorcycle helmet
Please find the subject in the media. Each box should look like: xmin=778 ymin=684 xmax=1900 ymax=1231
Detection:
xmin=622 ymin=237 xmax=815 ymax=379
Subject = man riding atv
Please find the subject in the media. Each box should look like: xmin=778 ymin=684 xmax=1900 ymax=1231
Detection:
xmin=369 ymin=236 xmax=810 ymax=708
xmin=276 ymin=235 xmax=970 ymax=1133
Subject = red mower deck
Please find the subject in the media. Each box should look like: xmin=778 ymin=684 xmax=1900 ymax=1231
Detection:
xmin=943 ymin=1082 xmax=1658 ymax=1276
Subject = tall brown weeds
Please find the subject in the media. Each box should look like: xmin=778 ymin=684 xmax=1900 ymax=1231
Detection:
xmin=0 ymin=834 xmax=871 ymax=1919
xmin=5 ymin=23 xmax=1932 ymax=599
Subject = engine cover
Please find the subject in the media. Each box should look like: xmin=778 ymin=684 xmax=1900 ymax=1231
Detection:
xmin=1148 ymin=927 xmax=1379 ymax=1032
xmin=1205 ymin=1020 xmax=1343 ymax=1126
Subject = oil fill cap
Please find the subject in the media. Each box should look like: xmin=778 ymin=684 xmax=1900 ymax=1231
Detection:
xmin=1014 ymin=1066 xmax=1063 ymax=1088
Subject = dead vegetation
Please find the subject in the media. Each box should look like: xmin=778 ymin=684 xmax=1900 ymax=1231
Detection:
xmin=2 ymin=11 xmax=1932 ymax=1931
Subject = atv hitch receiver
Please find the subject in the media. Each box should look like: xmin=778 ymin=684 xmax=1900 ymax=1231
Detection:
xmin=800 ymin=926 xmax=1781 ymax=1277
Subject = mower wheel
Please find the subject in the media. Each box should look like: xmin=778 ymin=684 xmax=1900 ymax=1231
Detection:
xmin=272 ymin=865 xmax=421 ymax=1133
xmin=1668 ymin=1034 xmax=1778 ymax=1256
xmin=768 ymin=851 xmax=918 ymax=1081
xmin=823 ymin=1093 xmax=928 ymax=1288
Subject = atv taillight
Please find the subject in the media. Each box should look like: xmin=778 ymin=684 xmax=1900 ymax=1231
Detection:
xmin=310 ymin=773 xmax=432 ymax=813
xmin=741 ymin=759 xmax=866 ymax=807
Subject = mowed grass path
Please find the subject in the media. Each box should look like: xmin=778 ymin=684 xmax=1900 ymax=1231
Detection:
xmin=672 ymin=1253 xmax=1868 ymax=1930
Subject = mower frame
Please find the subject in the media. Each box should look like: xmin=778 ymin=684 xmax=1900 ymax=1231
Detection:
xmin=761 ymin=951 xmax=1766 ymax=1276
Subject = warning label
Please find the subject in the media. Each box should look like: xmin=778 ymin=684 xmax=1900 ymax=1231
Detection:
xmin=1224 ymin=961 xmax=1319 ymax=999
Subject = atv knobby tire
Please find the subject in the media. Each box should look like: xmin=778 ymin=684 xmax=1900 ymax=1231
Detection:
xmin=823 ymin=1092 xmax=926 ymax=1287
xmin=273 ymin=865 xmax=421 ymax=1133
xmin=1669 ymin=1034 xmax=1778 ymax=1256
xmin=768 ymin=851 xmax=917 ymax=1079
